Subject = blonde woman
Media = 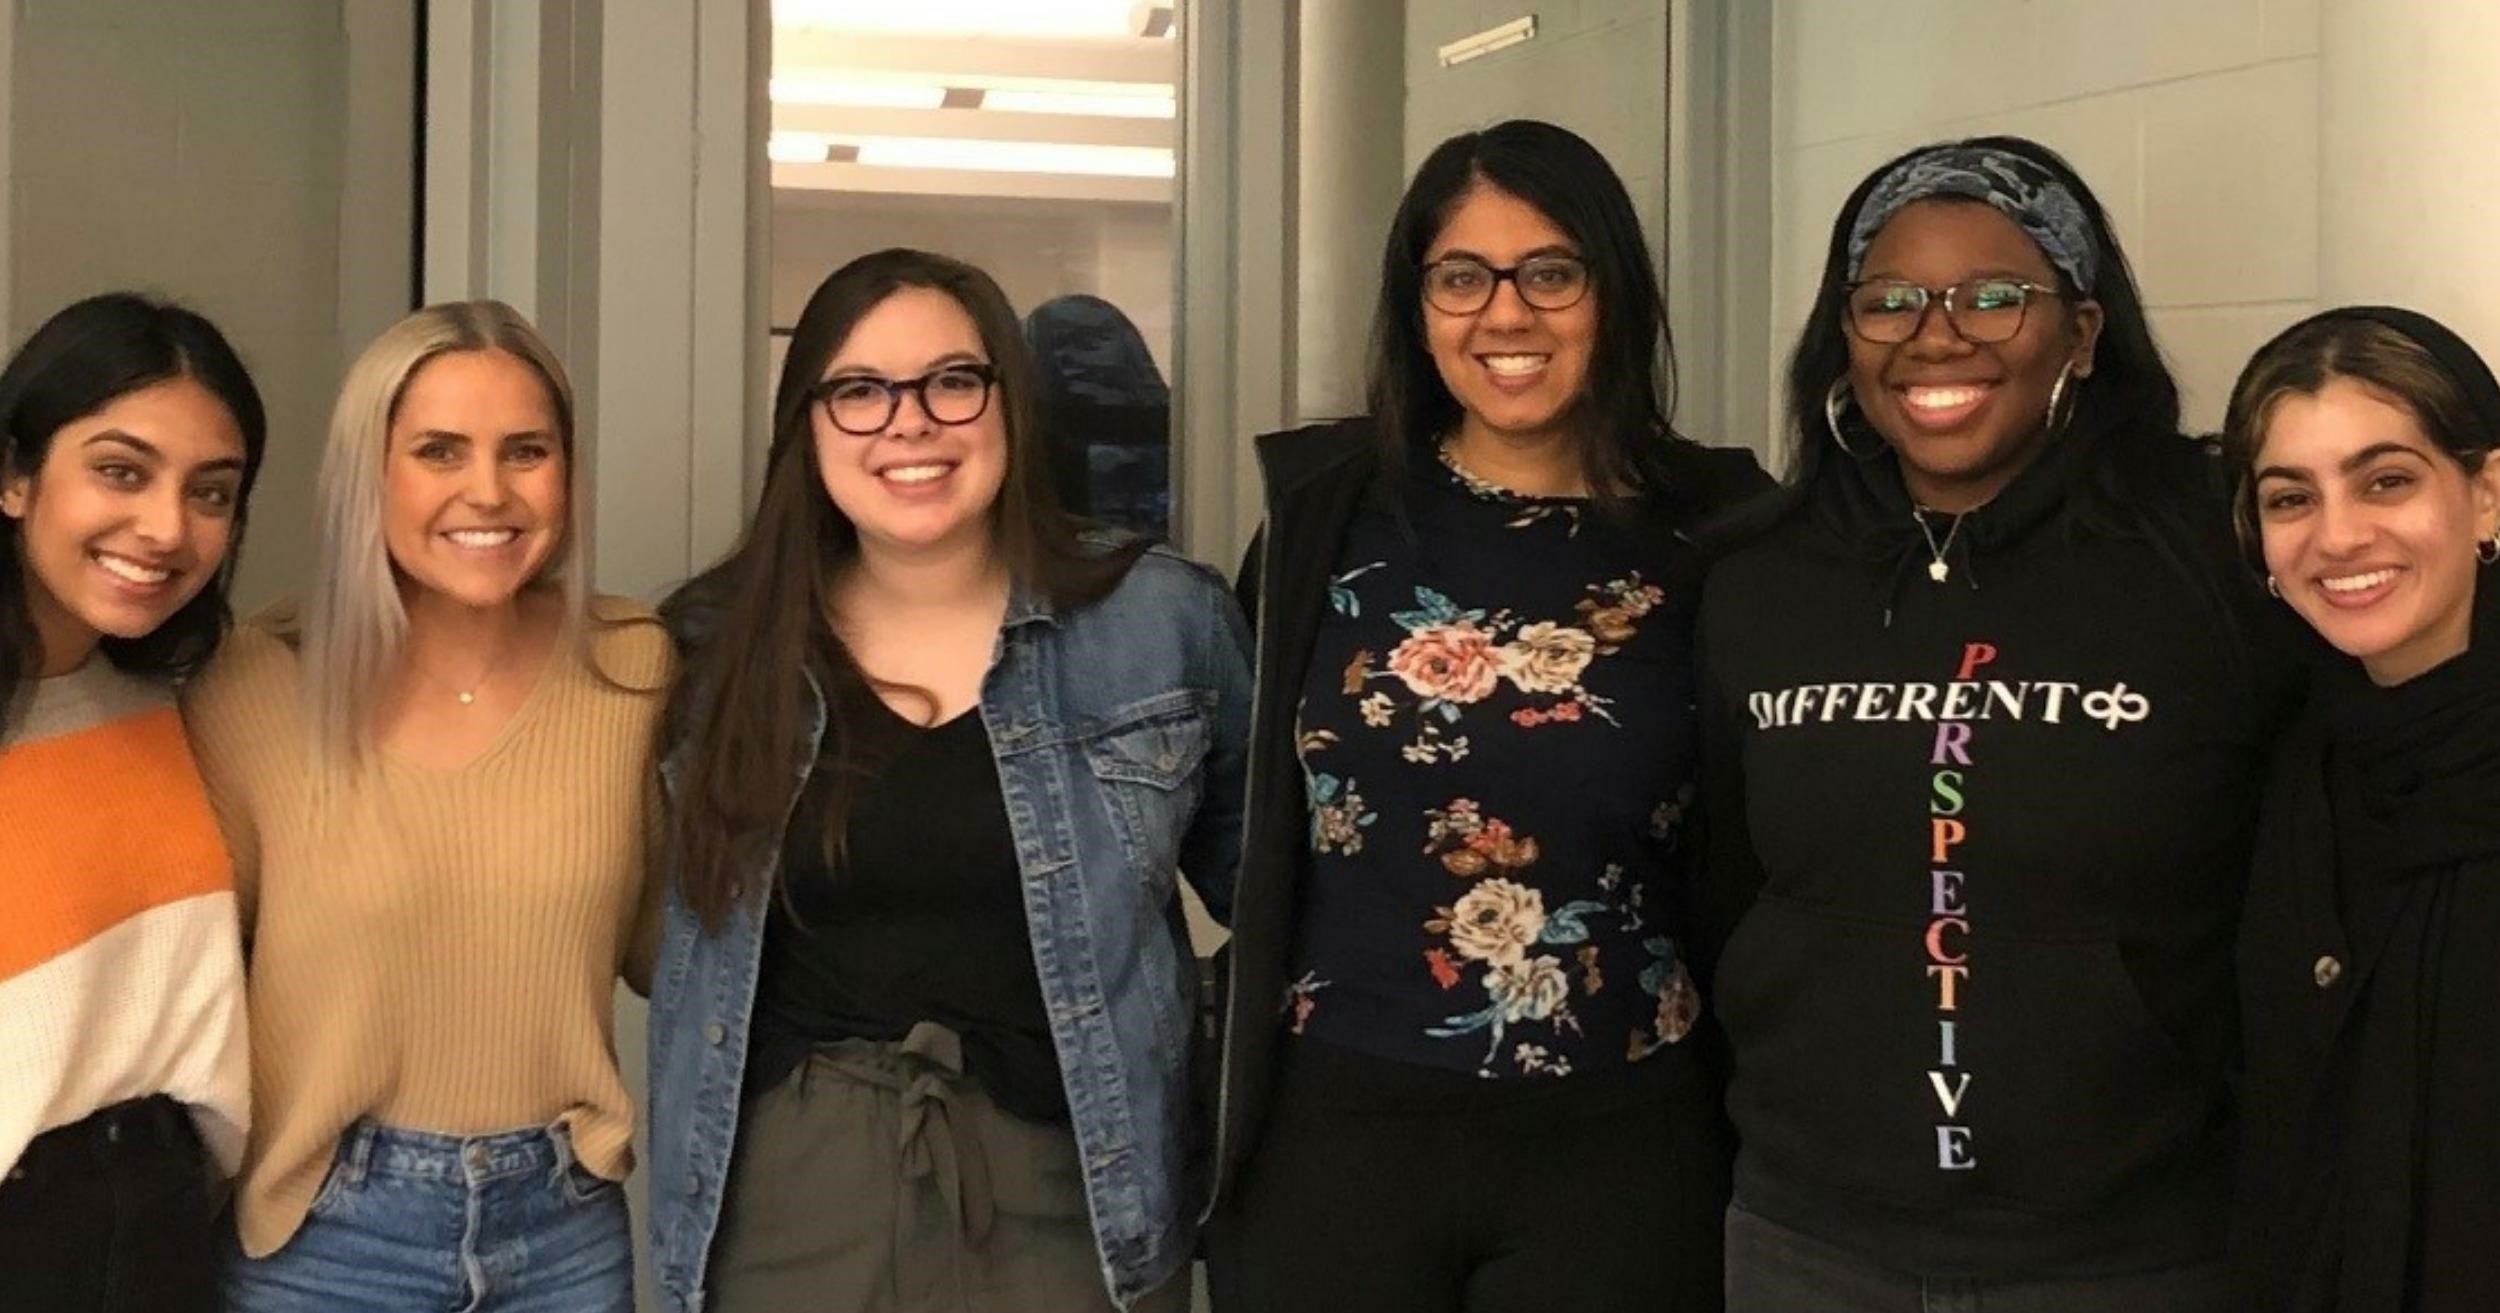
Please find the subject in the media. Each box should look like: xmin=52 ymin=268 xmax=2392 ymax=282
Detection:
xmin=183 ymin=301 xmax=669 ymax=1312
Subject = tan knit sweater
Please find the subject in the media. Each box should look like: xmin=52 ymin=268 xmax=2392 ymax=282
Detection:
xmin=180 ymin=596 xmax=671 ymax=1258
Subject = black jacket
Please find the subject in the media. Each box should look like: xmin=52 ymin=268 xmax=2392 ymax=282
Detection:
xmin=1694 ymin=433 xmax=2293 ymax=1278
xmin=2234 ymin=586 xmax=2500 ymax=1313
xmin=1204 ymin=416 xmax=1771 ymax=1214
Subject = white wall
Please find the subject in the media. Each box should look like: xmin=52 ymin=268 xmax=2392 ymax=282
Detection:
xmin=1766 ymin=0 xmax=2323 ymax=444
xmin=2316 ymin=0 xmax=2500 ymax=362
xmin=3 ymin=0 xmax=391 ymax=609
xmin=1404 ymin=1 xmax=1672 ymax=278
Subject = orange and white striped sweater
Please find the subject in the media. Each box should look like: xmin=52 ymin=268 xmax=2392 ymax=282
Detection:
xmin=0 ymin=660 xmax=247 ymax=1179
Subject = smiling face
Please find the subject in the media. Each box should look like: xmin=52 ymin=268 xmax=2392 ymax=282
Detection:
xmin=2253 ymin=376 xmax=2500 ymax=685
xmin=1846 ymin=199 xmax=2103 ymax=510
xmin=381 ymin=348 xmax=568 ymax=612
xmin=1 ymin=376 xmax=248 ymax=672
xmin=1422 ymin=183 xmax=1596 ymax=451
xmin=812 ymin=285 xmax=1009 ymax=562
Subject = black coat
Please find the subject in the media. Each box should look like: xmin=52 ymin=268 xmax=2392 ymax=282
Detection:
xmin=1201 ymin=417 xmax=1771 ymax=1216
xmin=2233 ymin=601 xmax=2500 ymax=1312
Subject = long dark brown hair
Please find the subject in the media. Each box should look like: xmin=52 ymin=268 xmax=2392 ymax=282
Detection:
xmin=663 ymin=248 xmax=1146 ymax=926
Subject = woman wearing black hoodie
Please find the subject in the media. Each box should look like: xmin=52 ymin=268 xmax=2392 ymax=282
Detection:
xmin=1695 ymin=137 xmax=2290 ymax=1310
xmin=2223 ymin=306 xmax=2500 ymax=1312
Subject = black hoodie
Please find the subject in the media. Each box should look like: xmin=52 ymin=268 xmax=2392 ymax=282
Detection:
xmin=1695 ymin=431 xmax=2291 ymax=1278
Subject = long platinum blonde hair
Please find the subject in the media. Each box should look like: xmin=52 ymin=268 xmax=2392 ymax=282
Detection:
xmin=300 ymin=300 xmax=589 ymax=775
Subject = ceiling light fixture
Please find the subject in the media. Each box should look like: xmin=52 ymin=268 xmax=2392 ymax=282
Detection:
xmin=845 ymin=136 xmax=1175 ymax=177
xmin=768 ymin=77 xmax=950 ymax=109
xmin=771 ymin=0 xmax=1172 ymax=40
xmin=982 ymin=88 xmax=1175 ymax=118
xmin=767 ymin=132 xmax=839 ymax=163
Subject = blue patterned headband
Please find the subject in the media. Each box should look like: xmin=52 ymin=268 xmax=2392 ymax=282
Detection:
xmin=1845 ymin=145 xmax=2099 ymax=294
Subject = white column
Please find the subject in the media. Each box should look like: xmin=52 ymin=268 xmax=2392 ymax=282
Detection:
xmin=1293 ymin=0 xmax=1403 ymax=423
xmin=588 ymin=0 xmax=767 ymax=599
xmin=1176 ymin=0 xmax=1297 ymax=567
xmin=338 ymin=3 xmax=417 ymax=353
xmin=422 ymin=0 xmax=492 ymax=303
xmin=1666 ymin=0 xmax=1777 ymax=462
xmin=2318 ymin=0 xmax=2500 ymax=360
xmin=425 ymin=0 xmax=767 ymax=604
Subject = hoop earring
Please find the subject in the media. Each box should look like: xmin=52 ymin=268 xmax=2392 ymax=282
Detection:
xmin=2479 ymin=535 xmax=2499 ymax=565
xmin=2046 ymin=362 xmax=2077 ymax=437
xmin=2265 ymin=574 xmax=2281 ymax=598
xmin=1824 ymin=379 xmax=1873 ymax=459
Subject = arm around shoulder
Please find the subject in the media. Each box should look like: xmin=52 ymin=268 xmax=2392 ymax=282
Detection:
xmin=1181 ymin=562 xmax=1253 ymax=925
xmin=178 ymin=621 xmax=299 ymax=931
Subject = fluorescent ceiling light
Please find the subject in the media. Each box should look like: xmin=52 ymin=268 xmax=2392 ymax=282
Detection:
xmin=769 ymin=77 xmax=948 ymax=109
xmin=768 ymin=132 xmax=838 ymax=163
xmin=846 ymin=136 xmax=1175 ymax=177
xmin=982 ymin=88 xmax=1174 ymax=118
xmin=769 ymin=74 xmax=1177 ymax=118
xmin=772 ymin=0 xmax=1170 ymax=39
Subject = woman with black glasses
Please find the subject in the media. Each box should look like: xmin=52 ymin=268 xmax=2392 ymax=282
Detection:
xmin=645 ymin=248 xmax=1249 ymax=1313
xmin=1694 ymin=136 xmax=2292 ymax=1312
xmin=1204 ymin=119 xmax=1769 ymax=1312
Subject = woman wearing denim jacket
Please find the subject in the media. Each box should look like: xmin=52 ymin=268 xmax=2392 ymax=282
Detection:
xmin=645 ymin=248 xmax=1251 ymax=1313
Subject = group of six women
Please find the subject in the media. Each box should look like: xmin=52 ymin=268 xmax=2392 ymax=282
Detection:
xmin=3 ymin=118 xmax=2494 ymax=1313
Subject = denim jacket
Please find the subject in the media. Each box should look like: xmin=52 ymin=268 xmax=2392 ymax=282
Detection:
xmin=645 ymin=547 xmax=1252 ymax=1312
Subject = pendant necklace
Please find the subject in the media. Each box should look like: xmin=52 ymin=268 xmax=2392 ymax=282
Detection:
xmin=1914 ymin=507 xmax=1964 ymax=583
xmin=411 ymin=626 xmax=515 ymax=706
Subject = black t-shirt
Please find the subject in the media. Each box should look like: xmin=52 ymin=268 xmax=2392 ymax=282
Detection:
xmin=748 ymin=702 xmax=1068 ymax=1123
xmin=1286 ymin=445 xmax=1705 ymax=1079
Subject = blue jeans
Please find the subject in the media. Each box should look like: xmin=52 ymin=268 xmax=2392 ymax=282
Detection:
xmin=222 ymin=1119 xmax=633 ymax=1313
xmin=1725 ymin=1202 xmax=2231 ymax=1313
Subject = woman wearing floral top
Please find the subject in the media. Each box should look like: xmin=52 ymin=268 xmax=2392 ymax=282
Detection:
xmin=1203 ymin=119 xmax=1770 ymax=1312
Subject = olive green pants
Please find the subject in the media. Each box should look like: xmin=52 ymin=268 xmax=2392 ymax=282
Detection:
xmin=707 ymin=1022 xmax=1190 ymax=1313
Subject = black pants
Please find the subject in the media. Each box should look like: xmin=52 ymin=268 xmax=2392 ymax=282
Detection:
xmin=1206 ymin=1039 xmax=1729 ymax=1313
xmin=1724 ymin=1202 xmax=2232 ymax=1313
xmin=0 ymin=1096 xmax=215 ymax=1313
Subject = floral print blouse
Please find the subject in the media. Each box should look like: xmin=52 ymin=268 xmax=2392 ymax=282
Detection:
xmin=1288 ymin=444 xmax=1703 ymax=1079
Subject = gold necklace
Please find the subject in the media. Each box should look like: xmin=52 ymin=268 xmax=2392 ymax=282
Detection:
xmin=406 ymin=628 xmax=517 ymax=706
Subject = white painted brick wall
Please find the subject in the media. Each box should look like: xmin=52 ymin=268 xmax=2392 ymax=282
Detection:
xmin=1768 ymin=0 xmax=2325 ymax=435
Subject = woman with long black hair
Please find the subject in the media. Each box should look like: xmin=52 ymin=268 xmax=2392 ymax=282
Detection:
xmin=0 ymin=292 xmax=265 ymax=1313
xmin=1694 ymin=137 xmax=2290 ymax=1311
xmin=1207 ymin=118 xmax=1768 ymax=1312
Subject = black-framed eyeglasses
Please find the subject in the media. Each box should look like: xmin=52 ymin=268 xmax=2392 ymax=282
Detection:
xmin=1843 ymin=278 xmax=2067 ymax=345
xmin=810 ymin=362 xmax=999 ymax=435
xmin=1421 ymin=255 xmax=1592 ymax=315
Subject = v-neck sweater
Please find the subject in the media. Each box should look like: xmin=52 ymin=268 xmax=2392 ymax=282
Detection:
xmin=178 ymin=596 xmax=672 ymax=1257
